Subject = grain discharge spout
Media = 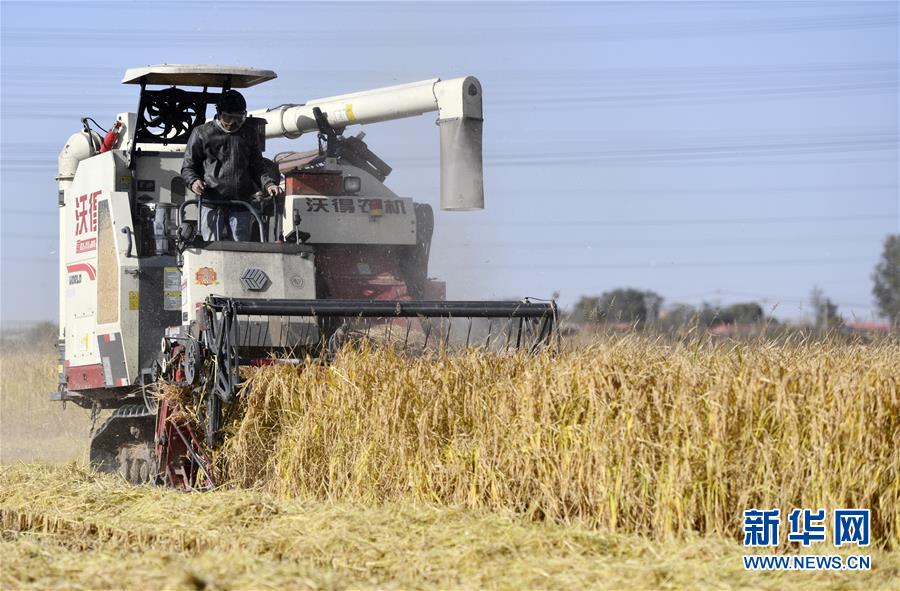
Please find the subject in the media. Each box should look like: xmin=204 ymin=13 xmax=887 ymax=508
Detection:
xmin=250 ymin=77 xmax=484 ymax=211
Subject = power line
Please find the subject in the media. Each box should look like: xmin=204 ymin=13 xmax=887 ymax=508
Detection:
xmin=436 ymin=257 xmax=874 ymax=270
xmin=480 ymin=183 xmax=899 ymax=198
xmin=456 ymin=214 xmax=894 ymax=227
xmin=484 ymin=138 xmax=899 ymax=165
xmin=387 ymin=134 xmax=900 ymax=168
xmin=2 ymin=210 xmax=58 ymax=216
xmin=5 ymin=133 xmax=898 ymax=160
xmin=7 ymin=79 xmax=897 ymax=110
xmin=494 ymin=81 xmax=899 ymax=108
xmin=1 ymin=257 xmax=56 ymax=263
xmin=10 ymin=60 xmax=898 ymax=86
xmin=15 ymin=71 xmax=899 ymax=91
xmin=3 ymin=10 xmax=896 ymax=49
xmin=447 ymin=236 xmax=883 ymax=249
xmin=665 ymin=289 xmax=874 ymax=310
xmin=496 ymin=61 xmax=900 ymax=84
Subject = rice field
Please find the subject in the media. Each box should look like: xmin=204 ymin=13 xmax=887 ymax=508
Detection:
xmin=2 ymin=463 xmax=899 ymax=591
xmin=0 ymin=351 xmax=93 ymax=464
xmin=221 ymin=337 xmax=900 ymax=548
xmin=2 ymin=335 xmax=899 ymax=589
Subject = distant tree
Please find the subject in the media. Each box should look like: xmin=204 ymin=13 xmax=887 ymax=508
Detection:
xmin=599 ymin=288 xmax=644 ymax=324
xmin=575 ymin=288 xmax=663 ymax=325
xmin=661 ymin=303 xmax=699 ymax=328
xmin=872 ymin=234 xmax=900 ymax=326
xmin=643 ymin=292 xmax=664 ymax=324
xmin=26 ymin=322 xmax=58 ymax=351
xmin=697 ymin=303 xmax=724 ymax=326
xmin=810 ymin=286 xmax=841 ymax=329
xmin=723 ymin=302 xmax=765 ymax=324
xmin=687 ymin=301 xmax=765 ymax=327
xmin=658 ymin=301 xmax=766 ymax=330
xmin=0 ymin=321 xmax=57 ymax=353
xmin=571 ymin=296 xmax=602 ymax=323
xmin=615 ymin=288 xmax=656 ymax=324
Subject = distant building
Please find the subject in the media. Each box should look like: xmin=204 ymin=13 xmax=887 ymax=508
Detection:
xmin=843 ymin=322 xmax=893 ymax=334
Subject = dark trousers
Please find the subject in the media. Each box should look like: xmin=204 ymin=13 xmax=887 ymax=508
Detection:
xmin=200 ymin=204 xmax=252 ymax=241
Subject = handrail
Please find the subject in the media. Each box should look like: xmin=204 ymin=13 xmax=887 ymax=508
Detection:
xmin=178 ymin=198 xmax=267 ymax=243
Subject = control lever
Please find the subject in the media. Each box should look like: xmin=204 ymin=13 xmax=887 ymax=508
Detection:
xmin=285 ymin=210 xmax=310 ymax=244
xmin=312 ymin=106 xmax=342 ymax=159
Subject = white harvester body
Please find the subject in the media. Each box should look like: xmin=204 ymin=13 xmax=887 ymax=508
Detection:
xmin=52 ymin=65 xmax=556 ymax=487
xmin=56 ymin=65 xmax=486 ymax=395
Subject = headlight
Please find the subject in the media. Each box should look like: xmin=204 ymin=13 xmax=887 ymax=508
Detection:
xmin=343 ymin=176 xmax=361 ymax=195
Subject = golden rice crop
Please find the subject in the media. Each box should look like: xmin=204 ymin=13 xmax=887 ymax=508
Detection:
xmin=0 ymin=351 xmax=93 ymax=464
xmin=3 ymin=463 xmax=899 ymax=591
xmin=221 ymin=335 xmax=900 ymax=548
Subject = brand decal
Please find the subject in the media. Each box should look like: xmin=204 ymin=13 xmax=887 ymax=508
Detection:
xmin=66 ymin=263 xmax=97 ymax=280
xmin=240 ymin=268 xmax=270 ymax=291
xmin=76 ymin=237 xmax=97 ymax=253
xmin=195 ymin=267 xmax=218 ymax=286
xmin=74 ymin=190 xmax=100 ymax=236
xmin=72 ymin=189 xmax=100 ymax=253
xmin=303 ymin=197 xmax=406 ymax=215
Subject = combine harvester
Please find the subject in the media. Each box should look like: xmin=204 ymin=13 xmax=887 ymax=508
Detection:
xmin=53 ymin=65 xmax=557 ymax=488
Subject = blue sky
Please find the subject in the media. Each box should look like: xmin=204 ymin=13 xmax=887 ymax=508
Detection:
xmin=1 ymin=0 xmax=898 ymax=324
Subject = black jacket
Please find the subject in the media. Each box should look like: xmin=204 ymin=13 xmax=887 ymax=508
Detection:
xmin=181 ymin=120 xmax=277 ymax=202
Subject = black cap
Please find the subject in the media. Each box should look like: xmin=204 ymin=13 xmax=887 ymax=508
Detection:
xmin=216 ymin=89 xmax=247 ymax=113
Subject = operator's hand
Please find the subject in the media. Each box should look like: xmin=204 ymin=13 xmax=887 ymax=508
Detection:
xmin=266 ymin=184 xmax=285 ymax=198
xmin=191 ymin=180 xmax=206 ymax=195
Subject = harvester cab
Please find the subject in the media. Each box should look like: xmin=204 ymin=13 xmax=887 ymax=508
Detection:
xmin=54 ymin=65 xmax=557 ymax=488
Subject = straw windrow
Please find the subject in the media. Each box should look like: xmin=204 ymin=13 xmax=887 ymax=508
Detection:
xmin=4 ymin=463 xmax=898 ymax=590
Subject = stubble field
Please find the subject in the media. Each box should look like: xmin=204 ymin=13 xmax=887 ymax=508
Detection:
xmin=1 ymin=336 xmax=898 ymax=589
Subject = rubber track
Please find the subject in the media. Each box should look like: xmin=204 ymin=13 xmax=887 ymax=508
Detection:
xmin=91 ymin=403 xmax=154 ymax=441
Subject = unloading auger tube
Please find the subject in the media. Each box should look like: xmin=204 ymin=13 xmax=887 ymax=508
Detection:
xmin=250 ymin=77 xmax=484 ymax=211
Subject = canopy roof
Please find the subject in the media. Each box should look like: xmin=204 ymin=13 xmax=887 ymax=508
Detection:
xmin=122 ymin=64 xmax=276 ymax=88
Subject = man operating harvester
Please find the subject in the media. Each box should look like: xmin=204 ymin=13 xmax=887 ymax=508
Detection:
xmin=181 ymin=89 xmax=284 ymax=241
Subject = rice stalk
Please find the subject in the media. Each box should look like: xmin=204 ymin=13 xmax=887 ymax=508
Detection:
xmin=218 ymin=336 xmax=899 ymax=548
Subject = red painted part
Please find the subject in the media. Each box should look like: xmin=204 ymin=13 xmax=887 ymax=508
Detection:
xmin=66 ymin=263 xmax=97 ymax=280
xmin=316 ymin=247 xmax=412 ymax=301
xmin=424 ymin=280 xmax=446 ymax=300
xmin=98 ymin=121 xmax=121 ymax=154
xmin=66 ymin=363 xmax=105 ymax=390
xmin=275 ymin=149 xmax=319 ymax=173
xmin=155 ymin=398 xmax=214 ymax=490
xmin=171 ymin=344 xmax=185 ymax=383
xmin=284 ymin=172 xmax=343 ymax=196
